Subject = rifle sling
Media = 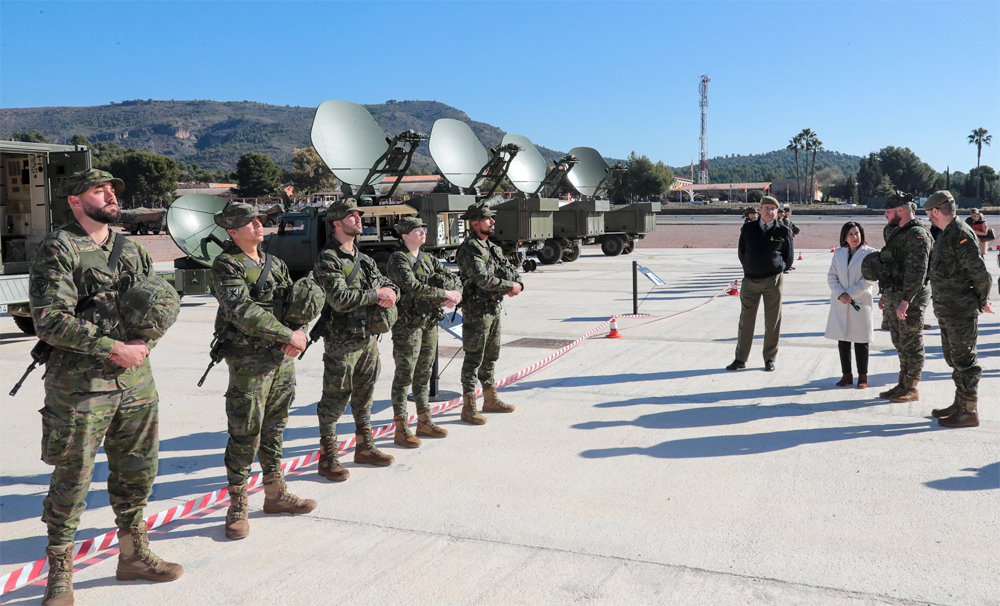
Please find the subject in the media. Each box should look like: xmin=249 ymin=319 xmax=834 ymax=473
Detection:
xmin=250 ymin=253 xmax=273 ymax=300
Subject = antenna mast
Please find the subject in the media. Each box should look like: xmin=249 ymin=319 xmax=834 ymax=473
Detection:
xmin=698 ymin=75 xmax=710 ymax=184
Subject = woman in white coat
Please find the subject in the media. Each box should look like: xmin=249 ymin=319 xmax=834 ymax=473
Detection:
xmin=825 ymin=221 xmax=877 ymax=388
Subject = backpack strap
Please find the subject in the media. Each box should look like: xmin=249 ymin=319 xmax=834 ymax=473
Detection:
xmin=107 ymin=233 xmax=127 ymax=272
xmin=250 ymin=253 xmax=273 ymax=299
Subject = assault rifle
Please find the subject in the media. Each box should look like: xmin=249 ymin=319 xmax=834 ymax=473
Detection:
xmin=9 ymin=340 xmax=53 ymax=397
xmin=299 ymin=253 xmax=363 ymax=359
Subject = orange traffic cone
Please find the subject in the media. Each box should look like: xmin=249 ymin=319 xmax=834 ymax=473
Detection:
xmin=606 ymin=317 xmax=622 ymax=338
xmin=797 ymin=252 xmax=803 ymax=261
xmin=726 ymin=280 xmax=740 ymax=296
xmin=830 ymin=246 xmax=835 ymax=253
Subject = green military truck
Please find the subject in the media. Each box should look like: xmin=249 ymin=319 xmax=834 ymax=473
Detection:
xmin=119 ymin=206 xmax=167 ymax=235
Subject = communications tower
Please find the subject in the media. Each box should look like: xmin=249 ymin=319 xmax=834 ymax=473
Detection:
xmin=698 ymin=75 xmax=710 ymax=184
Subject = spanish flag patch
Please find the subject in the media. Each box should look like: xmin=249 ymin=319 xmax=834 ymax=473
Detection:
xmin=960 ymin=238 xmax=968 ymax=244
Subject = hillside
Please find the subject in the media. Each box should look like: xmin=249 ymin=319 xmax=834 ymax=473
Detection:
xmin=673 ymin=149 xmax=861 ymax=183
xmin=0 ymin=99 xmax=565 ymax=172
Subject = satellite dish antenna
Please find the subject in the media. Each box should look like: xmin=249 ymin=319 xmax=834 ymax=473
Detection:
xmin=566 ymin=147 xmax=611 ymax=198
xmin=167 ymin=194 xmax=231 ymax=267
xmin=430 ymin=119 xmax=521 ymax=197
xmin=311 ymin=100 xmax=424 ymax=199
xmin=502 ymin=134 xmax=547 ymax=195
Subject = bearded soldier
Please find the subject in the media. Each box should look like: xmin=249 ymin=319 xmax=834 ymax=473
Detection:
xmin=387 ymin=216 xmax=462 ymax=447
xmin=876 ymin=192 xmax=932 ymax=402
xmin=923 ymin=191 xmax=993 ymax=427
xmin=29 ymin=169 xmax=183 ymax=605
xmin=456 ymin=201 xmax=523 ymax=424
xmin=314 ymin=199 xmax=400 ymax=479
xmin=209 ymin=203 xmax=317 ymax=540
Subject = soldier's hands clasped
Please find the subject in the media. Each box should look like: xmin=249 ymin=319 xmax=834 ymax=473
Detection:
xmin=442 ymin=290 xmax=462 ymax=308
xmin=376 ymin=287 xmax=397 ymax=308
xmin=282 ymin=330 xmax=308 ymax=357
xmin=508 ymin=282 xmax=523 ymax=297
xmin=109 ymin=339 xmax=149 ymax=368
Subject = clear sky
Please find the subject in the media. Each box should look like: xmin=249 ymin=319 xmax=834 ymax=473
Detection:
xmin=1 ymin=1 xmax=998 ymax=173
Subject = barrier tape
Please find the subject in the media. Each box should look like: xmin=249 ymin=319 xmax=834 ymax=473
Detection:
xmin=1 ymin=287 xmax=728 ymax=595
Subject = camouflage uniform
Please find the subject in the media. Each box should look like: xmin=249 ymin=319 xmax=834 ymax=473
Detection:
xmin=29 ymin=220 xmax=159 ymax=546
xmin=210 ymin=240 xmax=296 ymax=486
xmin=878 ymin=218 xmax=932 ymax=379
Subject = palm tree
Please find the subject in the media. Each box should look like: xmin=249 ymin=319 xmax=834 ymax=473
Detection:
xmin=800 ymin=129 xmax=822 ymax=204
xmin=968 ymin=127 xmax=992 ymax=198
xmin=786 ymin=134 xmax=803 ymax=203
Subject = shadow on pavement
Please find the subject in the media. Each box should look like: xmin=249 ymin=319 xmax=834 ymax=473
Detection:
xmin=924 ymin=462 xmax=1000 ymax=491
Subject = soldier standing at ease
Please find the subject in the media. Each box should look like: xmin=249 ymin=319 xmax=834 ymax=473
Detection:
xmin=314 ymin=199 xmax=400 ymax=478
xmin=876 ymin=192 xmax=932 ymax=402
xmin=209 ymin=203 xmax=317 ymax=540
xmin=456 ymin=201 xmax=523 ymax=424
xmin=387 ymin=217 xmax=462 ymax=447
xmin=29 ymin=169 xmax=183 ymax=605
xmin=924 ymin=191 xmax=993 ymax=427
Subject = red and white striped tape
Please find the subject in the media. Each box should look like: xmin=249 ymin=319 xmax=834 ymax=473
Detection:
xmin=2 ymin=288 xmax=727 ymax=595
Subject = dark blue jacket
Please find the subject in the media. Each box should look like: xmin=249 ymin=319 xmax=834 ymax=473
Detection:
xmin=738 ymin=220 xmax=794 ymax=279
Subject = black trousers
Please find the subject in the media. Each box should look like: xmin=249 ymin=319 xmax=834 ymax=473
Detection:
xmin=838 ymin=341 xmax=869 ymax=374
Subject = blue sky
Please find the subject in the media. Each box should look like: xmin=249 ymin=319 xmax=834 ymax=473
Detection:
xmin=2 ymin=1 xmax=998 ymax=173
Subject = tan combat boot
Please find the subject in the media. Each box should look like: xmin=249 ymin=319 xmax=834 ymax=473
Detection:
xmin=354 ymin=428 xmax=394 ymax=466
xmin=878 ymin=372 xmax=905 ymax=399
xmin=460 ymin=392 xmax=486 ymax=425
xmin=225 ymin=484 xmax=250 ymax=540
xmin=318 ymin=435 xmax=349 ymax=482
xmin=41 ymin=543 xmax=74 ymax=606
xmin=889 ymin=375 xmax=920 ymax=403
xmin=394 ymin=415 xmax=422 ymax=448
xmin=262 ymin=471 xmax=317 ymax=514
xmin=932 ymin=391 xmax=962 ymax=419
xmin=939 ymin=394 xmax=979 ymax=428
xmin=482 ymin=385 xmax=515 ymax=413
xmin=115 ymin=521 xmax=183 ymax=582
xmin=416 ymin=407 xmax=448 ymax=438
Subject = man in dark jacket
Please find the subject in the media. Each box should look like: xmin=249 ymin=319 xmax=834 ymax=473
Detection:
xmin=727 ymin=196 xmax=795 ymax=371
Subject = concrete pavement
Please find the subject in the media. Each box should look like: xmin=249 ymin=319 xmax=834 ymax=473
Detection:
xmin=2 ymin=248 xmax=997 ymax=605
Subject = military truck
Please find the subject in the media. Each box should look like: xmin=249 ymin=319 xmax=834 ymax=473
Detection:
xmin=1 ymin=141 xmax=91 ymax=334
xmin=119 ymin=206 xmax=167 ymax=235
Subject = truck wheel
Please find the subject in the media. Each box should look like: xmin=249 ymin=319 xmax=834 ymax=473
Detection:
xmin=601 ymin=235 xmax=624 ymax=256
xmin=264 ymin=218 xmax=275 ymax=227
xmin=152 ymin=229 xmax=161 ymax=235
xmin=536 ymin=239 xmax=563 ymax=265
xmin=372 ymin=251 xmax=392 ymax=275
xmin=12 ymin=314 xmax=36 ymax=335
xmin=622 ymin=236 xmax=635 ymax=255
xmin=562 ymin=245 xmax=581 ymax=263
xmin=522 ymin=259 xmax=537 ymax=272
xmin=129 ymin=227 xmax=139 ymax=235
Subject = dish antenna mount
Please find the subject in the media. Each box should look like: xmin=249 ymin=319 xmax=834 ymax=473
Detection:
xmin=502 ymin=134 xmax=578 ymax=198
xmin=566 ymin=147 xmax=625 ymax=200
xmin=429 ymin=118 xmax=522 ymax=198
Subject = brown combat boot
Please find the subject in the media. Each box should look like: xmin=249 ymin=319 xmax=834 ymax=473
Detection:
xmin=482 ymin=385 xmax=515 ymax=413
xmin=318 ymin=435 xmax=349 ymax=482
xmin=416 ymin=407 xmax=448 ymax=438
xmin=879 ymin=372 xmax=906 ymax=400
xmin=857 ymin=374 xmax=868 ymax=389
xmin=460 ymin=392 xmax=486 ymax=425
xmin=115 ymin=521 xmax=183 ymax=582
xmin=836 ymin=373 xmax=853 ymax=387
xmin=932 ymin=391 xmax=962 ymax=419
xmin=225 ymin=484 xmax=250 ymax=540
xmin=354 ymin=428 xmax=394 ymax=466
xmin=393 ymin=415 xmax=422 ymax=448
xmin=262 ymin=471 xmax=317 ymax=514
xmin=889 ymin=375 xmax=920 ymax=403
xmin=939 ymin=394 xmax=979 ymax=428
xmin=41 ymin=543 xmax=74 ymax=605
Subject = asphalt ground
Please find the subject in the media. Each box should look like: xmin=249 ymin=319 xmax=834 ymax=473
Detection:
xmin=1 ymin=247 xmax=998 ymax=605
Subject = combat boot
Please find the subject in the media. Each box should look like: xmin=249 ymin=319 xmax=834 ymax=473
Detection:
xmin=932 ymin=391 xmax=962 ymax=419
xmin=225 ymin=484 xmax=250 ymax=540
xmin=460 ymin=392 xmax=486 ymax=425
xmin=889 ymin=375 xmax=920 ymax=403
xmin=416 ymin=407 xmax=448 ymax=438
xmin=318 ymin=435 xmax=349 ymax=482
xmin=482 ymin=385 xmax=515 ymax=413
xmin=394 ymin=415 xmax=422 ymax=448
xmin=262 ymin=471 xmax=317 ymax=514
xmin=41 ymin=543 xmax=74 ymax=606
xmin=878 ymin=372 xmax=906 ymax=400
xmin=354 ymin=428 xmax=394 ymax=466
xmin=939 ymin=394 xmax=979 ymax=428
xmin=115 ymin=521 xmax=183 ymax=582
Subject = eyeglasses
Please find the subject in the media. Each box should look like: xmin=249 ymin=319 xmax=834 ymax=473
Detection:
xmin=410 ymin=227 xmax=427 ymax=233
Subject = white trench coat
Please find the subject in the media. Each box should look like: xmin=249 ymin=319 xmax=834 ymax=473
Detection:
xmin=824 ymin=244 xmax=876 ymax=344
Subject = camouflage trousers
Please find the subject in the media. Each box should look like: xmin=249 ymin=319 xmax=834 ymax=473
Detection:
xmin=40 ymin=375 xmax=158 ymax=545
xmin=461 ymin=311 xmax=501 ymax=393
xmin=938 ymin=315 xmax=981 ymax=396
xmin=318 ymin=336 xmax=379 ymax=437
xmin=224 ymin=350 xmax=295 ymax=486
xmin=391 ymin=322 xmax=437 ymax=416
xmin=883 ymin=291 xmax=927 ymax=378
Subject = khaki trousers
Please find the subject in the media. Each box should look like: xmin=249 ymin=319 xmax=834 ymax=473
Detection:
xmin=735 ymin=273 xmax=783 ymax=363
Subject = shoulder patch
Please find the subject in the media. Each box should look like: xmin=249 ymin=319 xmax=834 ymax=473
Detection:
xmin=30 ymin=277 xmax=50 ymax=298
xmin=959 ymin=238 xmax=968 ymax=245
xmin=225 ymin=286 xmax=242 ymax=301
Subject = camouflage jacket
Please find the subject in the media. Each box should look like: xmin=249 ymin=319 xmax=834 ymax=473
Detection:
xmin=456 ymin=236 xmax=521 ymax=315
xmin=314 ymin=242 xmax=399 ymax=345
xmin=387 ymin=245 xmax=458 ymax=329
xmin=781 ymin=217 xmax=801 ymax=236
xmin=209 ymin=241 xmax=294 ymax=353
xmin=929 ymin=218 xmax=992 ymax=319
xmin=29 ymin=222 xmax=155 ymax=392
xmin=878 ymin=219 xmax=931 ymax=303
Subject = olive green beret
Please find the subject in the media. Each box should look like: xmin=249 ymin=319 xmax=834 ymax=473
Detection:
xmin=57 ymin=168 xmax=124 ymax=198
xmin=214 ymin=202 xmax=266 ymax=229
xmin=760 ymin=196 xmax=779 ymax=207
xmin=923 ymin=190 xmax=955 ymax=211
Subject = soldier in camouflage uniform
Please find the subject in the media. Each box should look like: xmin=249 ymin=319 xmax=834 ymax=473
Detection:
xmin=387 ymin=217 xmax=463 ymax=447
xmin=924 ymin=191 xmax=993 ymax=428
xmin=456 ymin=201 xmax=523 ymax=424
xmin=314 ymin=199 xmax=400 ymax=478
xmin=28 ymin=169 xmax=182 ymax=605
xmin=209 ymin=203 xmax=317 ymax=540
xmin=875 ymin=192 xmax=932 ymax=403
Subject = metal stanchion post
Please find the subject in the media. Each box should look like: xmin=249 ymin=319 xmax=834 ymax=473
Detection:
xmin=633 ymin=260 xmax=638 ymax=315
